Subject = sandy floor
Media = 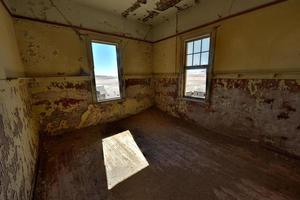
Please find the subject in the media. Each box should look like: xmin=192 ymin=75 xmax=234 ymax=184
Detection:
xmin=34 ymin=108 xmax=300 ymax=200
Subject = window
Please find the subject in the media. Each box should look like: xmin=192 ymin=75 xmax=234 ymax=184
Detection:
xmin=184 ymin=36 xmax=212 ymax=100
xmin=91 ymin=41 xmax=122 ymax=102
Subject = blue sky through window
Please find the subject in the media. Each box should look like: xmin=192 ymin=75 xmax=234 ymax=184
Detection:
xmin=92 ymin=42 xmax=118 ymax=77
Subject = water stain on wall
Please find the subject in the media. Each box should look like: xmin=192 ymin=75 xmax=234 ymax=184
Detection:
xmin=154 ymin=75 xmax=300 ymax=157
xmin=29 ymin=76 xmax=154 ymax=135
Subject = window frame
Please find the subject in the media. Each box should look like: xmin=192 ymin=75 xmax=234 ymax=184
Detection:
xmin=182 ymin=31 xmax=215 ymax=103
xmin=89 ymin=39 xmax=124 ymax=103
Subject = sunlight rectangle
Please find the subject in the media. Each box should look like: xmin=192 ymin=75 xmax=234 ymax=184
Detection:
xmin=102 ymin=130 xmax=149 ymax=189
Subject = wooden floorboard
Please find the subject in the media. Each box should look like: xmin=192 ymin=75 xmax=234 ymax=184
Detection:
xmin=34 ymin=108 xmax=300 ymax=200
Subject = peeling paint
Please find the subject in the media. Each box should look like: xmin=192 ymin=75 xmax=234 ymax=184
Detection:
xmin=29 ymin=77 xmax=154 ymax=135
xmin=14 ymin=19 xmax=153 ymax=77
xmin=154 ymin=75 xmax=300 ymax=157
xmin=125 ymin=78 xmax=151 ymax=88
xmin=156 ymin=0 xmax=182 ymax=11
xmin=0 ymin=79 xmax=39 ymax=200
xmin=277 ymin=112 xmax=289 ymax=120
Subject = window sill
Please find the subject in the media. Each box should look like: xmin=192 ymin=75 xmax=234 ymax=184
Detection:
xmin=94 ymin=97 xmax=125 ymax=105
xmin=180 ymin=96 xmax=209 ymax=106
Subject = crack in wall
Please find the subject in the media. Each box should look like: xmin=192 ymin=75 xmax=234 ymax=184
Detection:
xmin=48 ymin=0 xmax=83 ymax=40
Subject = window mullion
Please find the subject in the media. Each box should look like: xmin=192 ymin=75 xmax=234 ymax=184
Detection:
xmin=183 ymin=35 xmax=212 ymax=101
xmin=192 ymin=41 xmax=194 ymax=66
xmin=185 ymin=65 xmax=209 ymax=70
xmin=199 ymin=39 xmax=202 ymax=65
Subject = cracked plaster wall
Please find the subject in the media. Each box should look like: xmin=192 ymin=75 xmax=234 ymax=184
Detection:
xmin=0 ymin=79 xmax=39 ymax=200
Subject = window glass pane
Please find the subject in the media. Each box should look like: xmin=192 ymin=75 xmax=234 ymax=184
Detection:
xmin=187 ymin=42 xmax=193 ymax=54
xmin=201 ymin=38 xmax=210 ymax=52
xmin=193 ymin=53 xmax=200 ymax=66
xmin=186 ymin=54 xmax=193 ymax=66
xmin=91 ymin=42 xmax=121 ymax=102
xmin=193 ymin=40 xmax=201 ymax=53
xmin=185 ymin=69 xmax=207 ymax=99
xmin=201 ymin=52 xmax=209 ymax=65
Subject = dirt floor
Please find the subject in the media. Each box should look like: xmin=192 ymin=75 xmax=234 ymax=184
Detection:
xmin=34 ymin=108 xmax=300 ymax=200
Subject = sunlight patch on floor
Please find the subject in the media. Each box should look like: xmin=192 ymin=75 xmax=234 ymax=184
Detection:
xmin=102 ymin=130 xmax=149 ymax=189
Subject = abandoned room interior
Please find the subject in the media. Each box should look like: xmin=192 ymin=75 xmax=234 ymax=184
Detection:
xmin=1 ymin=0 xmax=300 ymax=199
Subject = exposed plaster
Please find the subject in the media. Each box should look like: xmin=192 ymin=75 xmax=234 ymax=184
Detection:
xmin=122 ymin=0 xmax=147 ymax=18
xmin=0 ymin=79 xmax=39 ymax=200
xmin=156 ymin=0 xmax=182 ymax=11
xmin=154 ymin=75 xmax=300 ymax=157
xmin=142 ymin=10 xmax=159 ymax=22
xmin=29 ymin=76 xmax=154 ymax=135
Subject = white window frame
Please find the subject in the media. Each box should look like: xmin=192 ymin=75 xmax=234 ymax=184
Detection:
xmin=181 ymin=30 xmax=216 ymax=104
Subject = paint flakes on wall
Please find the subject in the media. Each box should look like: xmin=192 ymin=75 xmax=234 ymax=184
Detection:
xmin=0 ymin=79 xmax=39 ymax=200
xmin=14 ymin=19 xmax=89 ymax=76
xmin=29 ymin=76 xmax=154 ymax=135
xmin=154 ymin=75 xmax=300 ymax=157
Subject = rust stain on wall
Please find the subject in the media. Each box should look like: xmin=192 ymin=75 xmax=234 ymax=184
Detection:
xmin=50 ymin=81 xmax=90 ymax=90
xmin=30 ymin=76 xmax=154 ymax=135
xmin=54 ymin=98 xmax=84 ymax=108
xmin=154 ymin=75 xmax=300 ymax=157
xmin=125 ymin=78 xmax=151 ymax=88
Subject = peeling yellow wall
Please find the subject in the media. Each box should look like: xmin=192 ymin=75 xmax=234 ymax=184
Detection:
xmin=29 ymin=76 xmax=154 ymax=135
xmin=153 ymin=37 xmax=177 ymax=74
xmin=14 ymin=19 xmax=153 ymax=77
xmin=214 ymin=0 xmax=300 ymax=73
xmin=153 ymin=0 xmax=300 ymax=75
xmin=0 ymin=3 xmax=24 ymax=79
xmin=13 ymin=18 xmax=154 ymax=135
xmin=14 ymin=19 xmax=89 ymax=76
xmin=122 ymin=40 xmax=153 ymax=75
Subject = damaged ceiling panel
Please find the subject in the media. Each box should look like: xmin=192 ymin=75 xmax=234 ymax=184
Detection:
xmin=72 ymin=0 xmax=197 ymax=24
xmin=70 ymin=0 xmax=277 ymax=25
